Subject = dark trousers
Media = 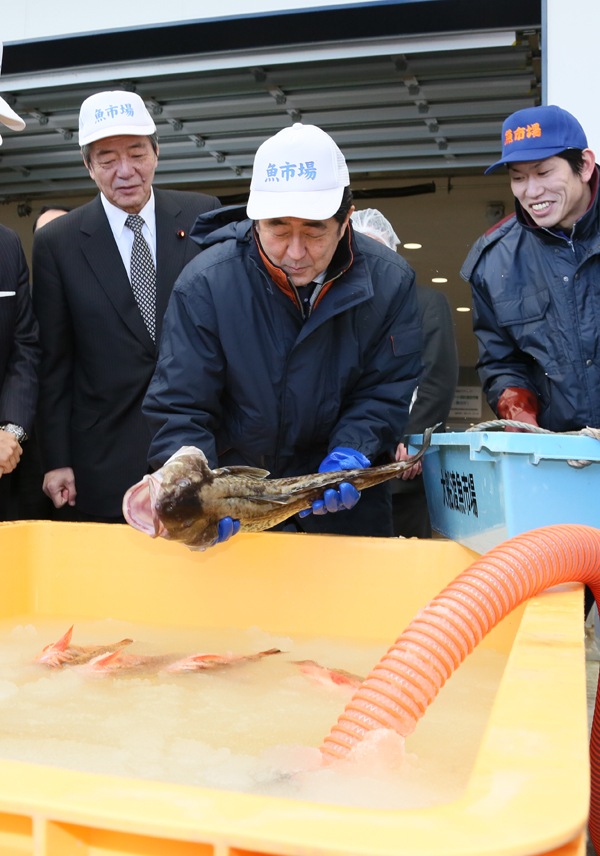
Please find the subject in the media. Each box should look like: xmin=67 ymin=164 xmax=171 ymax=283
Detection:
xmin=0 ymin=432 xmax=54 ymax=522
xmin=52 ymin=504 xmax=126 ymax=525
xmin=391 ymin=475 xmax=432 ymax=539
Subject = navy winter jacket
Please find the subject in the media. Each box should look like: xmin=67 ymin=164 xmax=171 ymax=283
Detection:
xmin=461 ymin=171 xmax=600 ymax=431
xmin=144 ymin=207 xmax=422 ymax=477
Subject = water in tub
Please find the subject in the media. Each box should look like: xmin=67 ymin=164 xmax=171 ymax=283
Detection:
xmin=0 ymin=618 xmax=506 ymax=809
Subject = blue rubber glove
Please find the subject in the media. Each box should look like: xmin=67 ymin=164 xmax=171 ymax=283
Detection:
xmin=212 ymin=517 xmax=241 ymax=545
xmin=317 ymin=447 xmax=371 ymax=473
xmin=299 ymin=447 xmax=370 ymax=518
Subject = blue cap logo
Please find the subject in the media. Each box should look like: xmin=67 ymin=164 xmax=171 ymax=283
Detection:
xmin=485 ymin=105 xmax=588 ymax=174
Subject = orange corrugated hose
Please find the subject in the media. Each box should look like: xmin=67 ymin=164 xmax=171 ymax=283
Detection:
xmin=320 ymin=524 xmax=600 ymax=851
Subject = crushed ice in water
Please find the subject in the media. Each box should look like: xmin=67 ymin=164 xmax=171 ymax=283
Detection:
xmin=0 ymin=617 xmax=507 ymax=809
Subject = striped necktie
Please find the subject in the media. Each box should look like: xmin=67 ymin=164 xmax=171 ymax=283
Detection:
xmin=125 ymin=213 xmax=156 ymax=342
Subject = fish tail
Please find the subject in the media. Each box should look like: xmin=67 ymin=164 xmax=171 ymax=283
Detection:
xmin=352 ymin=424 xmax=437 ymax=489
xmin=322 ymin=423 xmax=439 ymax=493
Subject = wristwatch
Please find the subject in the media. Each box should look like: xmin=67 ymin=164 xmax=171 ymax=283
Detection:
xmin=0 ymin=423 xmax=28 ymax=445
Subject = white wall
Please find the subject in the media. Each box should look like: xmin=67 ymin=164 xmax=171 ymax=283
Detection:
xmin=545 ymin=0 xmax=600 ymax=154
xmin=4 ymin=0 xmax=394 ymax=43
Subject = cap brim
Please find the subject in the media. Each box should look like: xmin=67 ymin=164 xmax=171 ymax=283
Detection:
xmin=484 ymin=145 xmax=572 ymax=174
xmin=0 ymin=95 xmax=25 ymax=132
xmin=79 ymin=121 xmax=156 ymax=147
xmin=246 ymin=186 xmax=344 ymax=221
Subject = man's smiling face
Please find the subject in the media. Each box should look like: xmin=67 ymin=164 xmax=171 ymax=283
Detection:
xmin=508 ymin=151 xmax=596 ymax=230
xmin=86 ymin=135 xmax=158 ymax=215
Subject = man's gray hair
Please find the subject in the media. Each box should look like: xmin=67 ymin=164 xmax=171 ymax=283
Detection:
xmin=81 ymin=132 xmax=159 ymax=167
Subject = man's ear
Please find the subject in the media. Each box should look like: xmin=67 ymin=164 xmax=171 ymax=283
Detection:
xmin=339 ymin=204 xmax=356 ymax=236
xmin=81 ymin=150 xmax=94 ymax=180
xmin=581 ymin=148 xmax=596 ymax=183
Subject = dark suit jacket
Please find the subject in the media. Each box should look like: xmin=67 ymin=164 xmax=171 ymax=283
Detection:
xmin=0 ymin=225 xmax=39 ymax=433
xmin=405 ymin=285 xmax=458 ymax=436
xmin=392 ymin=284 xmax=458 ymax=497
xmin=32 ymin=188 xmax=220 ymax=517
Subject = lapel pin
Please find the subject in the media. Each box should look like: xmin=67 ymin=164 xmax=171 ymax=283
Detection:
xmin=177 ymin=230 xmax=186 ymax=239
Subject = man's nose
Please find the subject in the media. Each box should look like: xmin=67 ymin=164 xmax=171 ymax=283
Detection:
xmin=286 ymin=235 xmax=307 ymax=260
xmin=525 ymin=176 xmax=544 ymax=197
xmin=115 ymin=157 xmax=136 ymax=177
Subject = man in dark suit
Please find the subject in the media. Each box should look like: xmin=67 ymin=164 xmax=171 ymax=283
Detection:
xmin=33 ymin=90 xmax=220 ymax=522
xmin=0 ymin=225 xmax=41 ymax=520
xmin=351 ymin=209 xmax=458 ymax=538
xmin=0 ymin=77 xmax=40 ymax=521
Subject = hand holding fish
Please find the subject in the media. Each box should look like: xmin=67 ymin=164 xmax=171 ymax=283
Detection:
xmin=395 ymin=442 xmax=422 ymax=480
xmin=298 ymin=447 xmax=368 ymax=518
xmin=123 ymin=426 xmax=438 ymax=551
xmin=214 ymin=517 xmax=241 ymax=544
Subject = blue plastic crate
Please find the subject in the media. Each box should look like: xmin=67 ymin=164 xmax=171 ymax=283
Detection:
xmin=408 ymin=431 xmax=600 ymax=554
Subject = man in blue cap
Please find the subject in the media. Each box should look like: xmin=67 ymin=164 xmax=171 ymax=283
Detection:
xmin=461 ymin=105 xmax=599 ymax=432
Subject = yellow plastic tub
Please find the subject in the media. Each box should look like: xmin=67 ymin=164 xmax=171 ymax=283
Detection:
xmin=0 ymin=521 xmax=589 ymax=856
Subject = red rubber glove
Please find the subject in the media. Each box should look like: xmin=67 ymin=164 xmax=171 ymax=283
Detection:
xmin=497 ymin=387 xmax=540 ymax=433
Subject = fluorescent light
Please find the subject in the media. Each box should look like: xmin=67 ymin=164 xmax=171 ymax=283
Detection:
xmin=456 ymin=307 xmax=471 ymax=312
xmin=403 ymin=243 xmax=422 ymax=250
xmin=432 ymin=277 xmax=448 ymax=283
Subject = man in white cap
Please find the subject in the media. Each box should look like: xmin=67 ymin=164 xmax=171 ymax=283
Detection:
xmin=0 ymin=54 xmax=40 ymax=521
xmin=32 ymin=90 xmax=221 ymax=522
xmin=141 ymin=123 xmax=422 ymax=544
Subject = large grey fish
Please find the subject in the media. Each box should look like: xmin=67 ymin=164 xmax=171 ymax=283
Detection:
xmin=123 ymin=426 xmax=437 ymax=550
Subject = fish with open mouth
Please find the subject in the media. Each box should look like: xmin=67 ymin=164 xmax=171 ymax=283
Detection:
xmin=123 ymin=426 xmax=437 ymax=550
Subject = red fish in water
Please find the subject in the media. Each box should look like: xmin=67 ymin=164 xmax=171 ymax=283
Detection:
xmin=293 ymin=659 xmax=363 ymax=689
xmin=34 ymin=626 xmax=134 ymax=668
xmin=72 ymin=649 xmax=173 ymax=675
xmin=164 ymin=647 xmax=281 ymax=673
xmin=72 ymin=647 xmax=281 ymax=675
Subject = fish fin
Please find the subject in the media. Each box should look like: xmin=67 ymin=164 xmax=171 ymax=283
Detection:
xmin=37 ymin=625 xmax=74 ymax=658
xmin=86 ymin=649 xmax=124 ymax=669
xmin=242 ymin=495 xmax=294 ymax=504
xmin=55 ymin=625 xmax=74 ymax=651
xmin=215 ymin=465 xmax=270 ymax=480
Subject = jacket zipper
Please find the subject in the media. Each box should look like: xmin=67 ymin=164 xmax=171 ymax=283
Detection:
xmin=542 ymin=225 xmax=576 ymax=254
xmin=273 ymin=272 xmax=307 ymax=471
xmin=289 ymin=281 xmax=305 ymax=320
xmin=252 ymin=265 xmax=302 ymax=472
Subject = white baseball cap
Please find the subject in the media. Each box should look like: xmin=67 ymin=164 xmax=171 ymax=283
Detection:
xmin=79 ymin=91 xmax=156 ymax=147
xmin=247 ymin=123 xmax=350 ymax=220
xmin=0 ymin=44 xmax=26 ymax=143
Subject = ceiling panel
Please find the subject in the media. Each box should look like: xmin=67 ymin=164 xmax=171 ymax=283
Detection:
xmin=0 ymin=39 xmax=541 ymax=199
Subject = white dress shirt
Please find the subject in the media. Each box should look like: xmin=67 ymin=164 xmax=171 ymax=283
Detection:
xmin=101 ymin=190 xmax=157 ymax=280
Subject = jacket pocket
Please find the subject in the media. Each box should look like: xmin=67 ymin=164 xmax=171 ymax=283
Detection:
xmin=494 ymin=289 xmax=550 ymax=327
xmin=71 ymin=405 xmax=101 ymax=431
xmin=390 ymin=325 xmax=422 ymax=357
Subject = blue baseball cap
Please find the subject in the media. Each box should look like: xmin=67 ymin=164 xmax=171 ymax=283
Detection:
xmin=485 ymin=105 xmax=588 ymax=174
